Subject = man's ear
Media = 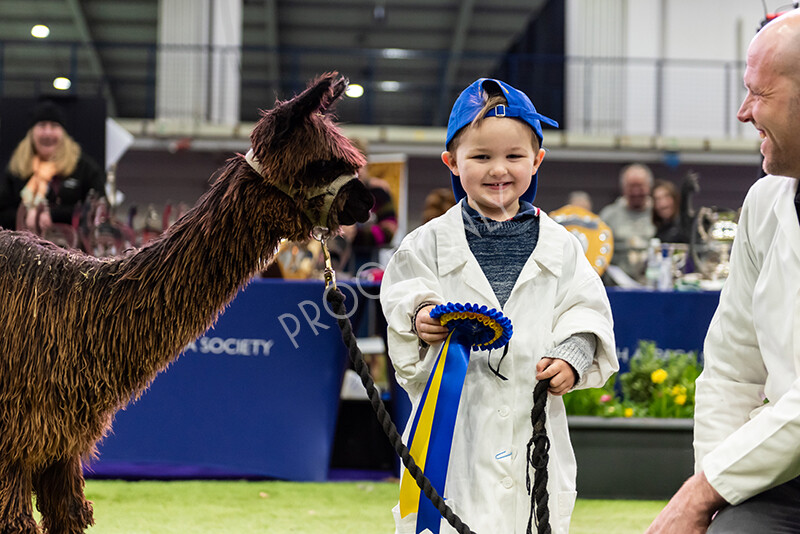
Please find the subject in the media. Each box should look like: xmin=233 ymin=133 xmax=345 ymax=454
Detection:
xmin=441 ymin=151 xmax=458 ymax=175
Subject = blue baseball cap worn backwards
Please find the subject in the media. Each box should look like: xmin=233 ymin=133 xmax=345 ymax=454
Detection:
xmin=446 ymin=78 xmax=559 ymax=203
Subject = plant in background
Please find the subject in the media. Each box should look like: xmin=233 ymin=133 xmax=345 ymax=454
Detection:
xmin=564 ymin=340 xmax=702 ymax=418
xmin=620 ymin=341 xmax=701 ymax=418
xmin=562 ymin=375 xmax=623 ymax=417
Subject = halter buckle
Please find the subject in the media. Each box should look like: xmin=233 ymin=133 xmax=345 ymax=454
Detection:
xmin=312 ymin=226 xmax=337 ymax=289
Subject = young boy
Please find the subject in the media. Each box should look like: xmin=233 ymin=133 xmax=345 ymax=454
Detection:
xmin=380 ymin=78 xmax=618 ymax=533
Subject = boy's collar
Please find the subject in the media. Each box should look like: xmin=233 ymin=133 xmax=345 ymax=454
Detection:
xmin=460 ymin=198 xmax=539 ymax=222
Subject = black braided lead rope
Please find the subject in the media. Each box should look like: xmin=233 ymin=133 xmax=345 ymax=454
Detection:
xmin=325 ymin=288 xmax=475 ymax=534
xmin=526 ymin=378 xmax=552 ymax=534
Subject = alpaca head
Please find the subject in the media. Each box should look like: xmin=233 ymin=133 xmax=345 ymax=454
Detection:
xmin=248 ymin=72 xmax=374 ymax=239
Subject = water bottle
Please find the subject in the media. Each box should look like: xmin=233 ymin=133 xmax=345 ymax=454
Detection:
xmin=644 ymin=238 xmax=662 ymax=289
xmin=657 ymin=245 xmax=673 ymax=290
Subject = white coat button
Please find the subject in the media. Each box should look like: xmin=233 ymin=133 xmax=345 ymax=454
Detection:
xmin=498 ymin=405 xmax=510 ymax=417
xmin=501 ymin=476 xmax=513 ymax=489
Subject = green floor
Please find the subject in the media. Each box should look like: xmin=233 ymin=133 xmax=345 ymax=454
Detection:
xmin=66 ymin=480 xmax=665 ymax=533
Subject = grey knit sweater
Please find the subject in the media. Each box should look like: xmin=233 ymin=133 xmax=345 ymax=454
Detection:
xmin=461 ymin=200 xmax=595 ymax=381
xmin=462 ymin=199 xmax=538 ymax=307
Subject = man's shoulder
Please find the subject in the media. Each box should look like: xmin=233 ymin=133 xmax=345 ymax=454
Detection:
xmin=744 ymin=174 xmax=795 ymax=209
xmin=751 ymin=174 xmax=794 ymax=193
xmin=598 ymin=199 xmax=619 ymax=214
xmin=598 ymin=198 xmax=625 ymax=218
xmin=734 ymin=175 xmax=797 ymax=254
xmin=599 ymin=198 xmax=648 ymax=226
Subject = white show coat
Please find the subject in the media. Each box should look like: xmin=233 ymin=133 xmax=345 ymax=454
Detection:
xmin=380 ymin=204 xmax=618 ymax=534
xmin=695 ymin=175 xmax=800 ymax=504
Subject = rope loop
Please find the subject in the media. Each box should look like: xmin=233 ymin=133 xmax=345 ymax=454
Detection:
xmin=325 ymin=287 xmax=475 ymax=534
xmin=526 ymin=378 xmax=552 ymax=534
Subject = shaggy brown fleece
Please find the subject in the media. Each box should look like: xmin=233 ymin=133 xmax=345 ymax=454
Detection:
xmin=0 ymin=72 xmax=373 ymax=534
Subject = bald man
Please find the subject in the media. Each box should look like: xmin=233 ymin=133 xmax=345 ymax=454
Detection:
xmin=598 ymin=163 xmax=655 ymax=281
xmin=647 ymin=10 xmax=800 ymax=533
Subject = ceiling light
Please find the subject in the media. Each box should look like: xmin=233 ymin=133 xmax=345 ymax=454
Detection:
xmin=345 ymin=84 xmax=364 ymax=98
xmin=53 ymin=77 xmax=72 ymax=90
xmin=31 ymin=25 xmax=50 ymax=39
xmin=373 ymin=4 xmax=386 ymax=23
xmin=379 ymin=81 xmax=401 ymax=92
xmin=381 ymin=48 xmax=412 ymax=59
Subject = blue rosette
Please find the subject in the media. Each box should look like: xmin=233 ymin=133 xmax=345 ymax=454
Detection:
xmin=429 ymin=302 xmax=513 ymax=351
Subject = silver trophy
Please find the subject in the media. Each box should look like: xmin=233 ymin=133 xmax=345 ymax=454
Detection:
xmin=691 ymin=206 xmax=739 ymax=282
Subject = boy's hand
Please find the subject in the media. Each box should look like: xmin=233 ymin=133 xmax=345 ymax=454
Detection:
xmin=535 ymin=358 xmax=576 ymax=395
xmin=415 ymin=305 xmax=449 ymax=345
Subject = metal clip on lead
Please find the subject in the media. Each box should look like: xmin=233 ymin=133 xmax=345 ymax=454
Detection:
xmin=312 ymin=226 xmax=337 ymax=290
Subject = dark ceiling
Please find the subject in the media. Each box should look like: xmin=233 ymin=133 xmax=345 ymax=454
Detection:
xmin=0 ymin=0 xmax=552 ymax=126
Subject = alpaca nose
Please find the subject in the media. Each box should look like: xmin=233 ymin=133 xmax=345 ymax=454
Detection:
xmin=338 ymin=178 xmax=374 ymax=225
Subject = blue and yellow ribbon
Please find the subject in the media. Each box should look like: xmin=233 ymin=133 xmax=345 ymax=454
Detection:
xmin=399 ymin=302 xmax=512 ymax=533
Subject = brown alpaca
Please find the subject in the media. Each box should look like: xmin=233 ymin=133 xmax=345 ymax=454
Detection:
xmin=0 ymin=73 xmax=373 ymax=534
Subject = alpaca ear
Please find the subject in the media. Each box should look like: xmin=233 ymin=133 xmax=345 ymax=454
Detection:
xmin=256 ymin=73 xmax=338 ymax=145
xmin=320 ymin=76 xmax=347 ymax=113
xmin=290 ymin=72 xmax=337 ymax=119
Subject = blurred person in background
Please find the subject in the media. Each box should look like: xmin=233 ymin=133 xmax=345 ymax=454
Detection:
xmin=0 ymin=100 xmax=105 ymax=233
xmin=420 ymin=186 xmax=456 ymax=224
xmin=336 ymin=138 xmax=397 ymax=274
xmin=599 ymin=163 xmax=656 ymax=281
xmin=567 ymin=190 xmax=593 ymax=212
xmin=652 ymin=179 xmax=686 ymax=243
xmin=652 ymin=174 xmax=700 ymax=245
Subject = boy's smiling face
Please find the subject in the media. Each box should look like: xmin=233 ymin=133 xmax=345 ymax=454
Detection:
xmin=442 ymin=116 xmax=545 ymax=221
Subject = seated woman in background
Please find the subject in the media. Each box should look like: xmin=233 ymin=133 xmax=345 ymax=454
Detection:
xmin=652 ymin=179 xmax=690 ymax=243
xmin=0 ymin=100 xmax=105 ymax=233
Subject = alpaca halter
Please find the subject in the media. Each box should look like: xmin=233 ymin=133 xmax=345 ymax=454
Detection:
xmin=245 ymin=148 xmax=357 ymax=228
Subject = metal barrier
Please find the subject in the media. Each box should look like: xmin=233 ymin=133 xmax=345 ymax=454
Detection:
xmin=0 ymin=39 xmax=753 ymax=141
